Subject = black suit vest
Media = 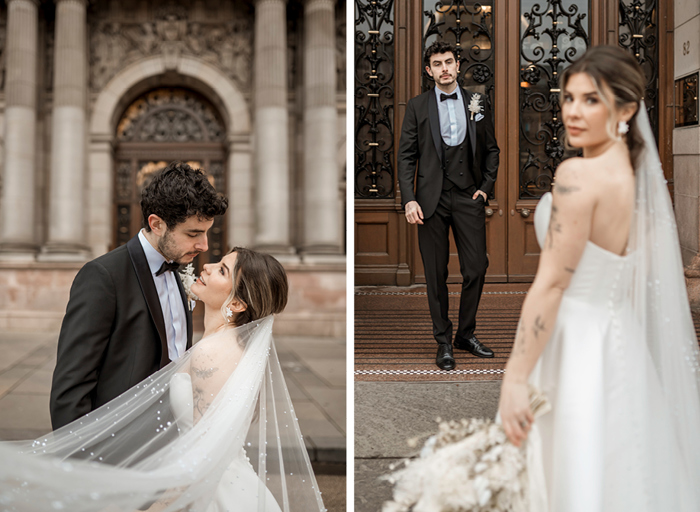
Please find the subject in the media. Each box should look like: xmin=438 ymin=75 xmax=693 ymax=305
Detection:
xmin=441 ymin=139 xmax=474 ymax=191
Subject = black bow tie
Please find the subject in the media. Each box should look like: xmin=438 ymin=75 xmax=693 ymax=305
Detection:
xmin=155 ymin=261 xmax=180 ymax=277
xmin=440 ymin=92 xmax=458 ymax=102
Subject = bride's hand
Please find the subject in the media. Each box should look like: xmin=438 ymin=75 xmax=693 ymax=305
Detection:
xmin=498 ymin=378 xmax=534 ymax=448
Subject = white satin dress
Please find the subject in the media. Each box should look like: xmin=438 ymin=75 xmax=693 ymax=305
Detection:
xmin=527 ymin=192 xmax=691 ymax=512
xmin=169 ymin=373 xmax=283 ymax=512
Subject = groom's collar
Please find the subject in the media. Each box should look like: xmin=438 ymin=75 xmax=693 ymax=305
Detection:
xmin=138 ymin=229 xmax=170 ymax=276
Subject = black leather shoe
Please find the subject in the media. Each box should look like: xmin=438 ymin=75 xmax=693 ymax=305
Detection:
xmin=454 ymin=335 xmax=494 ymax=358
xmin=436 ymin=344 xmax=456 ymax=371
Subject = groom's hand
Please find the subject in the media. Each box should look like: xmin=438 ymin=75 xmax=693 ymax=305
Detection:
xmin=473 ymin=190 xmax=487 ymax=201
xmin=405 ymin=201 xmax=424 ymax=225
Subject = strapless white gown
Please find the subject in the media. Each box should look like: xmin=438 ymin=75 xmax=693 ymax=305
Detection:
xmin=529 ymin=193 xmax=693 ymax=512
xmin=169 ymin=373 xmax=283 ymax=512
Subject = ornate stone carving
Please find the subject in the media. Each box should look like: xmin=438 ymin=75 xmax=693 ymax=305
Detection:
xmin=117 ymin=88 xmax=226 ymax=142
xmin=89 ymin=5 xmax=253 ymax=91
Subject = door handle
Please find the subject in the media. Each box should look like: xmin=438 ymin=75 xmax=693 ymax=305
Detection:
xmin=485 ymin=207 xmax=494 ymax=217
xmin=520 ymin=208 xmax=531 ymax=218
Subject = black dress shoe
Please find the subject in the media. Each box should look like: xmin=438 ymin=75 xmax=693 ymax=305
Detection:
xmin=454 ymin=335 xmax=494 ymax=358
xmin=436 ymin=344 xmax=455 ymax=371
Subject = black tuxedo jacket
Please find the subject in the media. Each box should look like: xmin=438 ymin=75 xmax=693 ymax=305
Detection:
xmin=397 ymin=87 xmax=500 ymax=219
xmin=50 ymin=235 xmax=193 ymax=430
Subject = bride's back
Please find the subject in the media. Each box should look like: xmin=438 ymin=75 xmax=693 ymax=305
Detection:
xmin=584 ymin=146 xmax=636 ymax=256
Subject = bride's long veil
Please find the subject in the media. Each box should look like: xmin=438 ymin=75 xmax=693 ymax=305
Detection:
xmin=625 ymin=103 xmax=700 ymax=508
xmin=0 ymin=316 xmax=325 ymax=512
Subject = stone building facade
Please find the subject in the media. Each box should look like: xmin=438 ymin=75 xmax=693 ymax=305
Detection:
xmin=0 ymin=0 xmax=346 ymax=336
xmin=675 ymin=0 xmax=700 ymax=306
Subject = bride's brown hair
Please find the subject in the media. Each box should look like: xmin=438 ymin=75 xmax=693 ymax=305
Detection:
xmin=222 ymin=247 xmax=288 ymax=327
xmin=560 ymin=45 xmax=646 ymax=167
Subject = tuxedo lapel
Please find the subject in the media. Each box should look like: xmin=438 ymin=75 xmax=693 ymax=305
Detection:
xmin=126 ymin=236 xmax=169 ymax=367
xmin=174 ymin=272 xmax=193 ymax=349
xmin=428 ymin=90 xmax=443 ymax=162
xmin=462 ymin=88 xmax=477 ymax=156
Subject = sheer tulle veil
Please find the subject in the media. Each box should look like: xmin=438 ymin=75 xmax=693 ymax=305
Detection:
xmin=0 ymin=316 xmax=326 ymax=511
xmin=626 ymin=102 xmax=700 ymax=504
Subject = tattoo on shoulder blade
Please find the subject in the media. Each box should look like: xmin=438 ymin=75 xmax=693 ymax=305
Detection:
xmin=564 ymin=267 xmax=575 ymax=273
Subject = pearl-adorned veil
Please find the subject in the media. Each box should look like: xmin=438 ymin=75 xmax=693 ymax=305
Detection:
xmin=620 ymin=102 xmax=700 ymax=507
xmin=0 ymin=316 xmax=326 ymax=511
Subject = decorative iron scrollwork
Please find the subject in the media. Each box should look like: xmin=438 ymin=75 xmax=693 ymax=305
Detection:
xmin=519 ymin=0 xmax=589 ymax=199
xmin=355 ymin=0 xmax=395 ymax=199
xmin=422 ymin=0 xmax=495 ymax=107
xmin=619 ymin=0 xmax=658 ymax=138
xmin=117 ymin=88 xmax=225 ymax=143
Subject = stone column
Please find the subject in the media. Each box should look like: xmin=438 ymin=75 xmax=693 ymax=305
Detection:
xmin=40 ymin=0 xmax=89 ymax=261
xmin=0 ymin=0 xmax=40 ymax=260
xmin=253 ymin=0 xmax=293 ymax=255
xmin=302 ymin=0 xmax=341 ymax=257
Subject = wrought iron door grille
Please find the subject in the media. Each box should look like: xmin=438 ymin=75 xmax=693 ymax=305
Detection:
xmin=619 ymin=0 xmax=658 ymax=139
xmin=519 ymin=0 xmax=589 ymax=199
xmin=422 ymin=0 xmax=495 ymax=107
xmin=355 ymin=0 xmax=395 ymax=199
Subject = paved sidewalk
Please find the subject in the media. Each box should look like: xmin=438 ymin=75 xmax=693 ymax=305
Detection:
xmin=354 ymin=381 xmax=501 ymax=512
xmin=0 ymin=330 xmax=346 ymax=464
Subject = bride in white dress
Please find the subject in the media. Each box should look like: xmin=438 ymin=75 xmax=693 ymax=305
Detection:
xmin=0 ymin=248 xmax=325 ymax=512
xmin=498 ymin=46 xmax=700 ymax=511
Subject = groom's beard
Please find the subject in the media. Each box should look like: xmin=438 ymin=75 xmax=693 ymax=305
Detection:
xmin=158 ymin=230 xmax=200 ymax=264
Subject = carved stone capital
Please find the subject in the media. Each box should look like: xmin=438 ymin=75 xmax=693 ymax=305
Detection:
xmin=5 ymin=0 xmax=39 ymax=6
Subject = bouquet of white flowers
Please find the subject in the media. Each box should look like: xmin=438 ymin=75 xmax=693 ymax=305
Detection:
xmin=382 ymin=388 xmax=550 ymax=512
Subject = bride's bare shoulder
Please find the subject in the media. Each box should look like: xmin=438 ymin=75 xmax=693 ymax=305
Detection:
xmin=553 ymin=158 xmax=595 ymax=200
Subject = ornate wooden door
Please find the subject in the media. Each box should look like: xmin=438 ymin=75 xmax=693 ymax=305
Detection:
xmin=354 ymin=0 xmax=672 ymax=285
xmin=113 ymin=88 xmax=229 ymax=327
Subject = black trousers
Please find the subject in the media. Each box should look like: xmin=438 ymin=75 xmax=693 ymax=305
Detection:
xmin=417 ymin=185 xmax=488 ymax=345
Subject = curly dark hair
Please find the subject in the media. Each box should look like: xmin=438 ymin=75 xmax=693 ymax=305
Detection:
xmin=141 ymin=161 xmax=229 ymax=230
xmin=424 ymin=41 xmax=458 ymax=68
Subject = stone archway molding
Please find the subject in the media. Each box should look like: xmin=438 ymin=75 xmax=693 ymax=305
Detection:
xmin=87 ymin=55 xmax=253 ymax=257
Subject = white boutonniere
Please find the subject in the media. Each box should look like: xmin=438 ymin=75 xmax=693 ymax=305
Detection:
xmin=468 ymin=93 xmax=483 ymax=121
xmin=178 ymin=263 xmax=199 ymax=311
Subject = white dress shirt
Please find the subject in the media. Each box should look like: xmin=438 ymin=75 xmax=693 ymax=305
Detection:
xmin=138 ymin=230 xmax=188 ymax=361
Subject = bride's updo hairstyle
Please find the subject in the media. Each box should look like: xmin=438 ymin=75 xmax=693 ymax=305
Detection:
xmin=560 ymin=45 xmax=645 ymax=166
xmin=222 ymin=247 xmax=288 ymax=327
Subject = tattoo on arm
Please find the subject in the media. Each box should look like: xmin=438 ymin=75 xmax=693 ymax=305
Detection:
xmin=555 ymin=183 xmax=581 ymax=195
xmin=192 ymin=366 xmax=219 ymax=379
xmin=546 ymin=205 xmax=562 ymax=250
xmin=191 ymin=365 xmax=219 ymax=420
xmin=532 ymin=315 xmax=546 ymax=339
xmin=564 ymin=267 xmax=576 ymax=273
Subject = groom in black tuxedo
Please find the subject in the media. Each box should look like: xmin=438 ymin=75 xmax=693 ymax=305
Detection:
xmin=398 ymin=42 xmax=500 ymax=370
xmin=50 ymin=162 xmax=228 ymax=430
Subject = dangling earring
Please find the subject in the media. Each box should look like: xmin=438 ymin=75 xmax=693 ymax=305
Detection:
xmin=224 ymin=306 xmax=234 ymax=322
xmin=618 ymin=120 xmax=629 ymax=135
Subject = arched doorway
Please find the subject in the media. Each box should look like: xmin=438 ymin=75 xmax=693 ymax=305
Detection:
xmin=113 ymin=87 xmax=228 ymax=327
xmin=113 ymin=87 xmax=227 ymax=256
